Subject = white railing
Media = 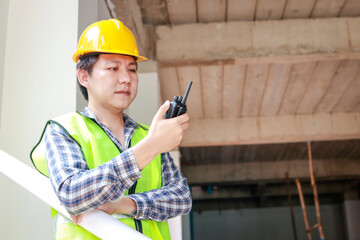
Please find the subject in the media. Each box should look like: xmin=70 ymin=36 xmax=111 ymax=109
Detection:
xmin=0 ymin=150 xmax=150 ymax=240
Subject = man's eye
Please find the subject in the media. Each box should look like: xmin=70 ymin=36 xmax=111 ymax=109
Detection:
xmin=109 ymin=67 xmax=118 ymax=71
xmin=129 ymin=69 xmax=137 ymax=73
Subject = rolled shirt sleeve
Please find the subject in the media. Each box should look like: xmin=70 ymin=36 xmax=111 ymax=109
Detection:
xmin=45 ymin=123 xmax=141 ymax=215
xmin=128 ymin=152 xmax=192 ymax=221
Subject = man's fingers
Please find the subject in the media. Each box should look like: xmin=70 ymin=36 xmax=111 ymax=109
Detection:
xmin=70 ymin=214 xmax=84 ymax=226
xmin=154 ymin=101 xmax=170 ymax=121
xmin=174 ymin=112 xmax=190 ymax=124
xmin=180 ymin=121 xmax=190 ymax=131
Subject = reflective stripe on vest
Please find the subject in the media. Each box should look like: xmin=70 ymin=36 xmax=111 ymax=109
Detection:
xmin=30 ymin=112 xmax=170 ymax=240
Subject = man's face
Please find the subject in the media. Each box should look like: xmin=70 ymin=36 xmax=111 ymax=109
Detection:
xmin=81 ymin=54 xmax=138 ymax=112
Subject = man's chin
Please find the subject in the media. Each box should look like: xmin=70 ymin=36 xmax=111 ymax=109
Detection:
xmin=111 ymin=102 xmax=131 ymax=112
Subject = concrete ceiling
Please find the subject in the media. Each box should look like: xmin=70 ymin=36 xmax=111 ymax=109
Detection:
xmin=109 ymin=0 xmax=360 ymax=201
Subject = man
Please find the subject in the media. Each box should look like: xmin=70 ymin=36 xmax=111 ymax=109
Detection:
xmin=31 ymin=19 xmax=192 ymax=240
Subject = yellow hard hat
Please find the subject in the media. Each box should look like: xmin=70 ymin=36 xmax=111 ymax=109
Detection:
xmin=72 ymin=19 xmax=147 ymax=63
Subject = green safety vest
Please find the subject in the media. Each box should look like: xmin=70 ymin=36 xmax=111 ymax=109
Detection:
xmin=30 ymin=112 xmax=171 ymax=240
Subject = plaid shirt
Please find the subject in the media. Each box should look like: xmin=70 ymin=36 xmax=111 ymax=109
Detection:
xmin=44 ymin=107 xmax=192 ymax=221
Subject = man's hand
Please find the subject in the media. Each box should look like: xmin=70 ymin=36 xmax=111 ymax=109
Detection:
xmin=70 ymin=197 xmax=137 ymax=225
xmin=132 ymin=101 xmax=190 ymax=170
xmin=97 ymin=197 xmax=136 ymax=215
xmin=147 ymin=100 xmax=190 ymax=153
xmin=70 ymin=213 xmax=84 ymax=226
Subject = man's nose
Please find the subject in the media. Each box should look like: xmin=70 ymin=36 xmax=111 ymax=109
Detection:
xmin=118 ymin=70 xmax=131 ymax=84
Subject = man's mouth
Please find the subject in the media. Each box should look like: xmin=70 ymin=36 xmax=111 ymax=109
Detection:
xmin=115 ymin=90 xmax=130 ymax=95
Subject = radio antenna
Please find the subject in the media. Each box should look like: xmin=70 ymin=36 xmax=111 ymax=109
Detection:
xmin=181 ymin=81 xmax=193 ymax=105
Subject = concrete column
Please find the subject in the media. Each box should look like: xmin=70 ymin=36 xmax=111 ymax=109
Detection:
xmin=0 ymin=0 xmax=79 ymax=239
xmin=344 ymin=191 xmax=360 ymax=240
xmin=169 ymin=149 xmax=183 ymax=240
xmin=0 ymin=0 xmax=9 ymax=128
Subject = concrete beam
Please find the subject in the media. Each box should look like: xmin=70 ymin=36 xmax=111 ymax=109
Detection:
xmin=156 ymin=17 xmax=360 ymax=62
xmin=181 ymin=112 xmax=360 ymax=147
xmin=183 ymin=158 xmax=360 ymax=184
xmin=111 ymin=0 xmax=155 ymax=59
xmin=191 ymin=182 xmax=349 ymax=200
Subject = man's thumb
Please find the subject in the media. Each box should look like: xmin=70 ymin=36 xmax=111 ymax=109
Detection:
xmin=154 ymin=101 xmax=170 ymax=120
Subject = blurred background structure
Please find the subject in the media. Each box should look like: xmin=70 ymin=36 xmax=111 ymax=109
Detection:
xmin=1 ymin=0 xmax=359 ymax=239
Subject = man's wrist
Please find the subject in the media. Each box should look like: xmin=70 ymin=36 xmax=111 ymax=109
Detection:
xmin=132 ymin=135 xmax=159 ymax=170
xmin=122 ymin=196 xmax=137 ymax=215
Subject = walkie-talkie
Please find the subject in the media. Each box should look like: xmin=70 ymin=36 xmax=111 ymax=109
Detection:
xmin=165 ymin=81 xmax=193 ymax=119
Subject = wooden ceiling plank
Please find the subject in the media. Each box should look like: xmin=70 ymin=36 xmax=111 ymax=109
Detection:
xmin=311 ymin=0 xmax=346 ymax=18
xmin=260 ymin=63 xmax=291 ymax=116
xmin=354 ymin=100 xmax=360 ymax=113
xmin=223 ymin=63 xmax=246 ymax=118
xmin=279 ymin=62 xmax=317 ymax=115
xmin=156 ymin=18 xmax=357 ymax=62
xmin=241 ymin=63 xmax=270 ymax=117
xmin=333 ymin=68 xmax=360 ymax=112
xmin=181 ymin=112 xmax=360 ymax=147
xmin=316 ymin=60 xmax=360 ymax=113
xmin=197 ymin=0 xmax=226 ymax=23
xmin=256 ymin=0 xmax=287 ymax=20
xmin=340 ymin=0 xmax=360 ymax=17
xmin=200 ymin=64 xmax=224 ymax=118
xmin=227 ymin=0 xmax=256 ymax=21
xmin=296 ymin=60 xmax=340 ymax=114
xmin=158 ymin=67 xmax=180 ymax=103
xmin=137 ymin=0 xmax=169 ymax=24
xmin=283 ymin=0 xmax=317 ymax=18
xmin=183 ymin=158 xmax=360 ymax=183
xmin=177 ymin=66 xmax=204 ymax=119
xmin=111 ymin=0 xmax=153 ymax=58
xmin=166 ymin=0 xmax=197 ymax=24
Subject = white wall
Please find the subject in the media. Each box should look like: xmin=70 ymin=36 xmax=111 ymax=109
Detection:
xmin=127 ymin=72 xmax=161 ymax=125
xmin=0 ymin=0 xmax=79 ymax=239
xmin=0 ymin=0 xmax=9 ymax=128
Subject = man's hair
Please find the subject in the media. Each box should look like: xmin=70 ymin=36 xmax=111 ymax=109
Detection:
xmin=76 ymin=54 xmax=100 ymax=101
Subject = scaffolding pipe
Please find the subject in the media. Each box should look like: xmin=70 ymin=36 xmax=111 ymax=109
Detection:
xmin=295 ymin=178 xmax=312 ymax=240
xmin=0 ymin=150 xmax=150 ymax=240
xmin=307 ymin=141 xmax=325 ymax=239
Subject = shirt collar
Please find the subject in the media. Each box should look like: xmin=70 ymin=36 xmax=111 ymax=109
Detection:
xmin=80 ymin=107 xmax=148 ymax=130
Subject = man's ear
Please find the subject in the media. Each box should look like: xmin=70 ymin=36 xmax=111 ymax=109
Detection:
xmin=77 ymin=68 xmax=90 ymax=88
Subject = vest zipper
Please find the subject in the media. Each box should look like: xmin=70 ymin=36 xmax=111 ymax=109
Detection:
xmin=88 ymin=118 xmax=144 ymax=234
xmin=128 ymin=181 xmax=143 ymax=233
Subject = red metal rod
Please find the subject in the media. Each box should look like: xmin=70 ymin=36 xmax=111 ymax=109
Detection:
xmin=295 ymin=178 xmax=312 ymax=240
xmin=307 ymin=141 xmax=325 ymax=239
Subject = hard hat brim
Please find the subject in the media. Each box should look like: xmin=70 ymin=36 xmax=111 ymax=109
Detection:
xmin=73 ymin=50 xmax=148 ymax=63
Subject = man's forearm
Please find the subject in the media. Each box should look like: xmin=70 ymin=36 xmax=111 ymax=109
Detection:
xmin=127 ymin=179 xmax=192 ymax=221
xmin=131 ymin=135 xmax=159 ymax=170
xmin=97 ymin=196 xmax=137 ymax=215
